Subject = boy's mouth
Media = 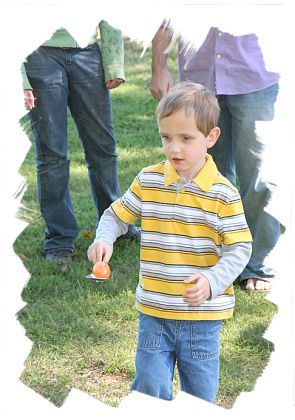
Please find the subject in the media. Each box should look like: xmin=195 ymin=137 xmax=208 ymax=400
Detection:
xmin=172 ymin=158 xmax=184 ymax=163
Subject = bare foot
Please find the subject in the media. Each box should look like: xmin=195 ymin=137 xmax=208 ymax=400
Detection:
xmin=245 ymin=278 xmax=255 ymax=291
xmin=244 ymin=278 xmax=271 ymax=292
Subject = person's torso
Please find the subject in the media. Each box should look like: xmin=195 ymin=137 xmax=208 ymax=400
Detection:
xmin=135 ymin=161 xmax=236 ymax=321
xmin=42 ymin=28 xmax=96 ymax=48
xmin=178 ymin=27 xmax=279 ymax=95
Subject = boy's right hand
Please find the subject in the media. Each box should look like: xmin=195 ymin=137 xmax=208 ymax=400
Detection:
xmin=87 ymin=241 xmax=113 ymax=264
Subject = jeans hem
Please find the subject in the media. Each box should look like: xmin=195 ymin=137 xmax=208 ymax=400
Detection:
xmin=240 ymin=275 xmax=273 ymax=283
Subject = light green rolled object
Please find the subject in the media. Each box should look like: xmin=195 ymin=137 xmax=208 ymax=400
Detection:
xmin=98 ymin=20 xmax=125 ymax=83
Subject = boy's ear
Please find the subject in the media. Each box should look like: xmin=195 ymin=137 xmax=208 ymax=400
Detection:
xmin=206 ymin=127 xmax=220 ymax=149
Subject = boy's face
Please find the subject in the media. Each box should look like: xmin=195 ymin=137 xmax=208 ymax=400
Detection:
xmin=159 ymin=109 xmax=220 ymax=180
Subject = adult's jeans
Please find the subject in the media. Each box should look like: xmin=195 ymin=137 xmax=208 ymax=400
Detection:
xmin=25 ymin=44 xmax=120 ymax=252
xmin=131 ymin=313 xmax=222 ymax=403
xmin=211 ymin=84 xmax=281 ymax=281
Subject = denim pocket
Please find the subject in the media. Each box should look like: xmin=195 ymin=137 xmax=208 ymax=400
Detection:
xmin=25 ymin=47 xmax=65 ymax=88
xmin=191 ymin=320 xmax=222 ymax=360
xmin=137 ymin=313 xmax=164 ymax=349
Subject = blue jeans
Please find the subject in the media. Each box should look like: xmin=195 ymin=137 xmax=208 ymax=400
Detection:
xmin=211 ymin=84 xmax=281 ymax=281
xmin=131 ymin=313 xmax=223 ymax=403
xmin=25 ymin=44 xmax=120 ymax=252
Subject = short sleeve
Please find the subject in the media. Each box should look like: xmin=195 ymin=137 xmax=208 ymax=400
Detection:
xmin=218 ymin=192 xmax=252 ymax=245
xmin=111 ymin=173 xmax=142 ymax=224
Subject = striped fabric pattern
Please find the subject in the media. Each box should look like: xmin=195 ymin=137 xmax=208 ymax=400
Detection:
xmin=112 ymin=154 xmax=252 ymax=320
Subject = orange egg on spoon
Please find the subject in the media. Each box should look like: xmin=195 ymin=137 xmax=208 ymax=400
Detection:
xmin=92 ymin=261 xmax=111 ymax=279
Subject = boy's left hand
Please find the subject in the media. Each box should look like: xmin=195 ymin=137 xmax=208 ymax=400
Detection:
xmin=183 ymin=273 xmax=211 ymax=306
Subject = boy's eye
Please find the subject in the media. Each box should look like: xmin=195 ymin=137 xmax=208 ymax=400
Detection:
xmin=183 ymin=136 xmax=191 ymax=141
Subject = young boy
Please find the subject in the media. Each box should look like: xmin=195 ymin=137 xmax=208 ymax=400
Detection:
xmin=87 ymin=82 xmax=252 ymax=403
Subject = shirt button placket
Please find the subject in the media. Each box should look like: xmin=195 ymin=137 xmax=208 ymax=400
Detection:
xmin=216 ymin=29 xmax=222 ymax=60
xmin=174 ymin=181 xmax=184 ymax=220
xmin=215 ymin=29 xmax=224 ymax=94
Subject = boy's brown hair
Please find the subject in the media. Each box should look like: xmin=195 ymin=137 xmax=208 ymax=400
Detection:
xmin=155 ymin=82 xmax=220 ymax=136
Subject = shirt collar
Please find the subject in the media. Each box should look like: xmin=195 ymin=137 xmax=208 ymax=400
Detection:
xmin=164 ymin=154 xmax=218 ymax=192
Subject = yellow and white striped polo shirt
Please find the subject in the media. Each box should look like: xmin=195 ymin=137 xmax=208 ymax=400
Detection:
xmin=111 ymin=154 xmax=252 ymax=321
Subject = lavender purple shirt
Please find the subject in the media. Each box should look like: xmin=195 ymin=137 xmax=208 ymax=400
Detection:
xmin=178 ymin=27 xmax=279 ymax=95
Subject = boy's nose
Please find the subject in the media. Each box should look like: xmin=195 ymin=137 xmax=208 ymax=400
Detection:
xmin=170 ymin=140 xmax=181 ymax=153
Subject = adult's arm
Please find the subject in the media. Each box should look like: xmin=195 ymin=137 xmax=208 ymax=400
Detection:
xmin=98 ymin=20 xmax=125 ymax=87
xmin=150 ymin=25 xmax=174 ymax=101
xmin=21 ymin=62 xmax=36 ymax=110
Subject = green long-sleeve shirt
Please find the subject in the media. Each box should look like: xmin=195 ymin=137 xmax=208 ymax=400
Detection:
xmin=22 ymin=20 xmax=125 ymax=89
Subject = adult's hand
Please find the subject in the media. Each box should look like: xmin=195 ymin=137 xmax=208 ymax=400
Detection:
xmin=106 ymin=78 xmax=124 ymax=89
xmin=24 ymin=89 xmax=36 ymax=110
xmin=150 ymin=68 xmax=174 ymax=101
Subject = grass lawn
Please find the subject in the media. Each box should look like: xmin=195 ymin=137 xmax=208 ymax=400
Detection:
xmin=15 ymin=38 xmax=277 ymax=409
